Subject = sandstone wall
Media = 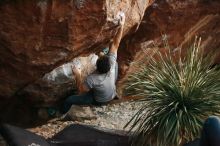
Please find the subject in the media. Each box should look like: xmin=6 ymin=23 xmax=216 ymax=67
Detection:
xmin=0 ymin=0 xmax=153 ymax=124
xmin=118 ymin=0 xmax=220 ymax=80
xmin=1 ymin=0 xmax=220 ymax=125
xmin=0 ymin=0 xmax=152 ymax=98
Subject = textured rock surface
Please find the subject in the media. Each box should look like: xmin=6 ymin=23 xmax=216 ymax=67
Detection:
xmin=118 ymin=0 xmax=220 ymax=80
xmin=65 ymin=105 xmax=97 ymax=121
xmin=0 ymin=0 xmax=152 ymax=99
xmin=18 ymin=54 xmax=98 ymax=106
xmin=29 ymin=100 xmax=144 ymax=139
xmin=1 ymin=0 xmax=220 ymax=126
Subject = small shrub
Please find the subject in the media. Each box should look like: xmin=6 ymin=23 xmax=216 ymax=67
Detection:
xmin=124 ymin=38 xmax=220 ymax=146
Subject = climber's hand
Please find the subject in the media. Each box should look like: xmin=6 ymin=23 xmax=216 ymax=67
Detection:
xmin=118 ymin=12 xmax=125 ymax=26
xmin=71 ymin=65 xmax=81 ymax=75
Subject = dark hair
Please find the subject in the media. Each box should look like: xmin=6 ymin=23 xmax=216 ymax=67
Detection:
xmin=96 ymin=55 xmax=111 ymax=74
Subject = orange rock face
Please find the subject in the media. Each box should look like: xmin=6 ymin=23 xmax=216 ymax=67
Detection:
xmin=118 ymin=0 xmax=220 ymax=79
xmin=0 ymin=0 xmax=155 ymax=124
xmin=0 ymin=0 xmax=152 ymax=99
xmin=1 ymin=0 xmax=220 ymax=124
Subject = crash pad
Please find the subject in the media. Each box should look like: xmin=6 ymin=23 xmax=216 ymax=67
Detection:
xmin=0 ymin=124 xmax=130 ymax=146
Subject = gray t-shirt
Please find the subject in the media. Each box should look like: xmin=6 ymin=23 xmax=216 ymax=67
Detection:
xmin=84 ymin=53 xmax=117 ymax=103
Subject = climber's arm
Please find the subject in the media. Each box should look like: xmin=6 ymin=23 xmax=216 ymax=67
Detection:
xmin=109 ymin=12 xmax=125 ymax=55
xmin=72 ymin=66 xmax=90 ymax=94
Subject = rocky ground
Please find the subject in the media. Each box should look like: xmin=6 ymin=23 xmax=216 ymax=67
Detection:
xmin=28 ymin=100 xmax=145 ymax=139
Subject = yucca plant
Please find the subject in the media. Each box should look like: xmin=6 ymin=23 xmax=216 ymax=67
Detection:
xmin=124 ymin=38 xmax=220 ymax=146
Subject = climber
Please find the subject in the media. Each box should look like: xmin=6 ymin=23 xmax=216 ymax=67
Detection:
xmin=62 ymin=12 xmax=125 ymax=113
xmin=199 ymin=116 xmax=220 ymax=146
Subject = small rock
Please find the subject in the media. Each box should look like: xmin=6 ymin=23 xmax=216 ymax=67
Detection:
xmin=65 ymin=105 xmax=97 ymax=121
xmin=37 ymin=108 xmax=49 ymax=120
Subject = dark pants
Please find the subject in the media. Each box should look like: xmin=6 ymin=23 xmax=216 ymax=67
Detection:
xmin=62 ymin=63 xmax=118 ymax=113
xmin=200 ymin=116 xmax=220 ymax=146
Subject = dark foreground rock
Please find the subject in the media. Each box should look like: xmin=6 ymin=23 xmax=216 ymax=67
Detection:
xmin=1 ymin=124 xmax=130 ymax=146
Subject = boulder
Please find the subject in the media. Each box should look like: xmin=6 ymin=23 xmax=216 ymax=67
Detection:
xmin=0 ymin=0 xmax=153 ymax=99
xmin=0 ymin=0 xmax=154 ymax=125
xmin=118 ymin=0 xmax=220 ymax=80
xmin=18 ymin=54 xmax=98 ymax=106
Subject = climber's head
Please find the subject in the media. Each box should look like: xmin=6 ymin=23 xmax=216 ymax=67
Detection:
xmin=96 ymin=55 xmax=111 ymax=74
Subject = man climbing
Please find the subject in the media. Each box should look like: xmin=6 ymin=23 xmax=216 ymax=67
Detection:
xmin=62 ymin=12 xmax=125 ymax=113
